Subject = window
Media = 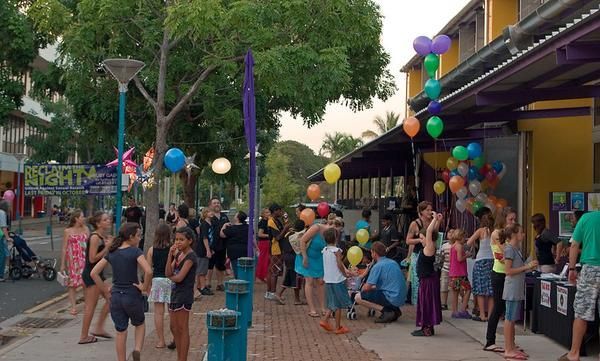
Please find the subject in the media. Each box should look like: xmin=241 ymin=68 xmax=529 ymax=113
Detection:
xmin=459 ymin=22 xmax=476 ymax=62
xmin=519 ymin=0 xmax=542 ymax=20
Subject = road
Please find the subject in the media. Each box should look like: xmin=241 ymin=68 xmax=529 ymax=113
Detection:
xmin=0 ymin=233 xmax=65 ymax=323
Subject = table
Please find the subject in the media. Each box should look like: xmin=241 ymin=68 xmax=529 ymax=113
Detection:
xmin=531 ymin=278 xmax=599 ymax=355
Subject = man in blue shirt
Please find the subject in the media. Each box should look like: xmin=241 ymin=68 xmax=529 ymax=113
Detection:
xmin=355 ymin=241 xmax=406 ymax=323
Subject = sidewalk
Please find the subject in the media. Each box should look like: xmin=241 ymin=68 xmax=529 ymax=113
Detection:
xmin=0 ymin=279 xmax=596 ymax=361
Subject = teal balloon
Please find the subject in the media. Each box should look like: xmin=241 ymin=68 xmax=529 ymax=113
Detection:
xmin=424 ymin=53 xmax=440 ymax=78
xmin=452 ymin=146 xmax=468 ymax=161
xmin=424 ymin=78 xmax=441 ymax=100
xmin=426 ymin=116 xmax=444 ymax=139
xmin=472 ymin=156 xmax=485 ymax=169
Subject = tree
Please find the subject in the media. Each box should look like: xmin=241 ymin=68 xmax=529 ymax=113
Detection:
xmin=320 ymin=132 xmax=364 ymax=160
xmin=273 ymin=141 xmax=327 ymax=189
xmin=262 ymin=151 xmax=300 ymax=209
xmin=361 ymin=111 xmax=400 ymax=139
xmin=29 ymin=0 xmax=394 ymax=246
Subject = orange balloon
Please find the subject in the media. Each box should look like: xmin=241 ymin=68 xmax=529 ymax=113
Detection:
xmin=496 ymin=198 xmax=508 ymax=208
xmin=448 ymin=175 xmax=465 ymax=194
xmin=307 ymin=184 xmax=321 ymax=201
xmin=300 ymin=208 xmax=316 ymax=226
xmin=487 ymin=195 xmax=497 ymax=204
xmin=403 ymin=117 xmax=421 ymax=138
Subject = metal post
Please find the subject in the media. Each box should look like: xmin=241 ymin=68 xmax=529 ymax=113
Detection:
xmin=115 ymin=89 xmax=126 ymax=233
xmin=237 ymin=257 xmax=255 ymax=327
xmin=16 ymin=158 xmax=22 ymax=235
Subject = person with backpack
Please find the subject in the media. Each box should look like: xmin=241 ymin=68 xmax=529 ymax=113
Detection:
xmin=275 ymin=220 xmax=306 ymax=305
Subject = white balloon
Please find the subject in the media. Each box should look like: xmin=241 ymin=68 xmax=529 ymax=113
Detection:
xmin=476 ymin=192 xmax=488 ymax=204
xmin=456 ymin=186 xmax=468 ymax=199
xmin=485 ymin=201 xmax=496 ymax=214
xmin=456 ymin=198 xmax=467 ymax=213
xmin=457 ymin=162 xmax=469 ymax=177
xmin=469 ymin=180 xmax=481 ymax=196
xmin=498 ymin=162 xmax=508 ymax=180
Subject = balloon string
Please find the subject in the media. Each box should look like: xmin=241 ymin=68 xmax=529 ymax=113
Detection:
xmin=411 ymin=139 xmax=419 ymax=202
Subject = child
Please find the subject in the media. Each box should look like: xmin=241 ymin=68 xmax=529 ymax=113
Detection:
xmin=319 ymin=227 xmax=353 ymax=334
xmin=449 ymin=229 xmax=472 ymax=319
xmin=146 ymin=222 xmax=173 ymax=349
xmin=166 ymin=227 xmax=199 ymax=361
xmin=502 ymin=224 xmax=537 ymax=361
xmin=197 ymin=208 xmax=214 ymax=296
xmin=91 ymin=223 xmax=152 ymax=361
xmin=276 ymin=220 xmax=305 ymax=305
xmin=440 ymin=230 xmax=454 ymax=310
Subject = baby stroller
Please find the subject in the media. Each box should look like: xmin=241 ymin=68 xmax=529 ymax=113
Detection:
xmin=346 ymin=263 xmax=377 ymax=320
xmin=8 ymin=232 xmax=57 ymax=281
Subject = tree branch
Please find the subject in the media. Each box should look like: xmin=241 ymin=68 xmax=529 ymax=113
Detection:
xmin=133 ymin=77 xmax=157 ymax=110
xmin=156 ymin=29 xmax=170 ymax=119
xmin=165 ymin=64 xmax=217 ymax=125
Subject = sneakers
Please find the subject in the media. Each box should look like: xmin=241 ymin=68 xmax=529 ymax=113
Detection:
xmin=200 ymin=287 xmax=214 ymax=296
xmin=375 ymin=311 xmax=397 ymax=323
xmin=451 ymin=311 xmax=472 ymax=319
xmin=0 ymin=278 xmax=5 ymax=282
xmin=441 ymin=304 xmax=448 ymax=310
xmin=216 ymin=284 xmax=225 ymax=291
xmin=264 ymin=292 xmax=275 ymax=300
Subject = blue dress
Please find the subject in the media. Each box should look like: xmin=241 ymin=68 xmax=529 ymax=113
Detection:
xmin=295 ymin=232 xmax=326 ymax=279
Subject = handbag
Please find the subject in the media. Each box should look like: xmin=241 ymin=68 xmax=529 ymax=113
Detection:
xmin=142 ymin=295 xmax=149 ymax=313
xmin=57 ymin=271 xmax=69 ymax=287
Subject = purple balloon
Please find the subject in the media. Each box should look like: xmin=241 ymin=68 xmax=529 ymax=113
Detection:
xmin=413 ymin=36 xmax=432 ymax=56
xmin=431 ymin=34 xmax=451 ymax=55
xmin=427 ymin=100 xmax=442 ymax=115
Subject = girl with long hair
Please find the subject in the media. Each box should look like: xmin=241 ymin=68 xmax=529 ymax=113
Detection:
xmin=79 ymin=211 xmax=113 ymax=344
xmin=467 ymin=212 xmax=495 ymax=322
xmin=60 ymin=209 xmax=89 ymax=315
xmin=405 ymin=201 xmax=433 ymax=305
xmin=91 ymin=223 xmax=152 ymax=361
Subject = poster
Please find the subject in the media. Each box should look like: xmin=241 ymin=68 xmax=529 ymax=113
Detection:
xmin=588 ymin=193 xmax=600 ymax=211
xmin=559 ymin=211 xmax=575 ymax=237
xmin=557 ymin=286 xmax=568 ymax=316
xmin=552 ymin=192 xmax=567 ymax=211
xmin=571 ymin=192 xmax=584 ymax=211
xmin=24 ymin=164 xmax=117 ymax=196
xmin=540 ymin=280 xmax=551 ymax=308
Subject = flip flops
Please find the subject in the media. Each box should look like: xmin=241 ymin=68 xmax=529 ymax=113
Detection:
xmin=483 ymin=344 xmax=504 ymax=353
xmin=557 ymin=353 xmax=580 ymax=361
xmin=91 ymin=332 xmax=113 ymax=339
xmin=504 ymin=351 xmax=528 ymax=360
xmin=319 ymin=321 xmax=334 ymax=332
xmin=78 ymin=336 xmax=97 ymax=344
xmin=308 ymin=311 xmax=320 ymax=318
xmin=334 ymin=326 xmax=350 ymax=335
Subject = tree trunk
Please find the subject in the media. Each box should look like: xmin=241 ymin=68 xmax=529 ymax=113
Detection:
xmin=181 ymin=172 xmax=197 ymax=208
xmin=86 ymin=195 xmax=95 ymax=216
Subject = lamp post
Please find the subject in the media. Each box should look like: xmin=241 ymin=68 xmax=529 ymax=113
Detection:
xmin=14 ymin=153 xmax=26 ymax=235
xmin=211 ymin=157 xmax=231 ymax=202
xmin=102 ymin=59 xmax=145 ymax=233
xmin=245 ymin=146 xmax=263 ymax=238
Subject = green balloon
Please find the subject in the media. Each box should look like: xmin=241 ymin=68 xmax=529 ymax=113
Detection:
xmin=472 ymin=200 xmax=483 ymax=214
xmin=424 ymin=53 xmax=439 ymax=78
xmin=426 ymin=116 xmax=444 ymax=139
xmin=424 ymin=78 xmax=441 ymax=100
xmin=452 ymin=145 xmax=468 ymax=161
xmin=472 ymin=156 xmax=485 ymax=169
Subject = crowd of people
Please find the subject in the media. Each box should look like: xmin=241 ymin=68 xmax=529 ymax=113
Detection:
xmin=47 ymin=192 xmax=600 ymax=361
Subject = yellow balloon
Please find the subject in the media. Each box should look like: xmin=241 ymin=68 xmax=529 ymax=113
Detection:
xmin=324 ymin=163 xmax=341 ymax=184
xmin=356 ymin=229 xmax=369 ymax=245
xmin=446 ymin=157 xmax=459 ymax=170
xmin=347 ymin=246 xmax=364 ymax=267
xmin=433 ymin=181 xmax=446 ymax=195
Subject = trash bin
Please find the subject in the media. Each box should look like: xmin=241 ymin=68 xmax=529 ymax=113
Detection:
xmin=37 ymin=211 xmax=46 ymax=218
xmin=237 ymin=257 xmax=255 ymax=327
xmin=224 ymin=280 xmax=249 ymax=361
xmin=206 ymin=309 xmax=241 ymax=361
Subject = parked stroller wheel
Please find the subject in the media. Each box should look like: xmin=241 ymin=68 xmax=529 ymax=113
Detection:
xmin=368 ymin=309 xmax=376 ymax=317
xmin=43 ymin=268 xmax=57 ymax=281
xmin=9 ymin=267 xmax=22 ymax=281
xmin=346 ymin=310 xmax=356 ymax=320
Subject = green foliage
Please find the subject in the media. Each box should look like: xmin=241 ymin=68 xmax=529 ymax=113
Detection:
xmin=362 ymin=111 xmax=400 ymax=139
xmin=273 ymin=140 xmax=327 ymax=191
xmin=25 ymin=100 xmax=77 ymax=163
xmin=262 ymin=151 xmax=300 ymax=208
xmin=320 ymin=132 xmax=364 ymax=160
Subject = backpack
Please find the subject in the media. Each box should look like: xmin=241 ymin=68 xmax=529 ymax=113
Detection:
xmin=288 ymin=229 xmax=307 ymax=255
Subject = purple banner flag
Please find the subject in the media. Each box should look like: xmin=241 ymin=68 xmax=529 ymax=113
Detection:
xmin=243 ymin=49 xmax=257 ymax=257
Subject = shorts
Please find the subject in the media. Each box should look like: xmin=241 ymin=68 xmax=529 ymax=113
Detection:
xmin=269 ymin=254 xmax=283 ymax=277
xmin=505 ymin=300 xmax=521 ymax=322
xmin=440 ymin=270 xmax=449 ymax=292
xmin=450 ymin=276 xmax=471 ymax=292
xmin=574 ymin=264 xmax=600 ymax=321
xmin=82 ymin=268 xmax=105 ymax=288
xmin=169 ymin=303 xmax=192 ymax=312
xmin=110 ymin=289 xmax=145 ymax=332
xmin=148 ymin=277 xmax=172 ymax=303
xmin=360 ymin=289 xmax=398 ymax=311
xmin=196 ymin=257 xmax=209 ymax=276
xmin=209 ymin=249 xmax=226 ymax=271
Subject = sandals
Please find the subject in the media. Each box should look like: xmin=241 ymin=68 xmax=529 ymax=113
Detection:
xmin=91 ymin=332 xmax=113 ymax=339
xmin=308 ymin=311 xmax=320 ymax=318
xmin=504 ymin=352 xmax=528 ymax=360
xmin=471 ymin=315 xmax=486 ymax=322
xmin=319 ymin=320 xmax=334 ymax=332
xmin=69 ymin=308 xmax=79 ymax=316
xmin=334 ymin=326 xmax=350 ymax=334
xmin=557 ymin=353 xmax=579 ymax=361
xmin=78 ymin=336 xmax=98 ymax=344
xmin=483 ymin=344 xmax=504 ymax=353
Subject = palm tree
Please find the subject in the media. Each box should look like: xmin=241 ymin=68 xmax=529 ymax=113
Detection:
xmin=320 ymin=132 xmax=364 ymax=160
xmin=362 ymin=111 xmax=401 ymax=139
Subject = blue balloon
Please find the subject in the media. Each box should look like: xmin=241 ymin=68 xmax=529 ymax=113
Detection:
xmin=468 ymin=166 xmax=478 ymax=181
xmin=492 ymin=160 xmax=503 ymax=173
xmin=477 ymin=173 xmax=485 ymax=182
xmin=450 ymin=170 xmax=459 ymax=178
xmin=427 ymin=100 xmax=442 ymax=115
xmin=164 ymin=148 xmax=186 ymax=173
xmin=467 ymin=142 xmax=482 ymax=160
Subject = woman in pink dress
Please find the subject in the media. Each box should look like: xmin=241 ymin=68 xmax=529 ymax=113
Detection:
xmin=60 ymin=210 xmax=89 ymax=315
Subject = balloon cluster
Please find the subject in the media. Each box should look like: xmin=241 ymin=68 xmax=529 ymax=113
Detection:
xmin=403 ymin=35 xmax=452 ymax=140
xmin=434 ymin=142 xmax=508 ymax=214
xmin=106 ymin=147 xmax=140 ymax=191
xmin=3 ymin=190 xmax=15 ymax=202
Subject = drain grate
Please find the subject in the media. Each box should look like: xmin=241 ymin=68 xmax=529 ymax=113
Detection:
xmin=13 ymin=317 xmax=71 ymax=329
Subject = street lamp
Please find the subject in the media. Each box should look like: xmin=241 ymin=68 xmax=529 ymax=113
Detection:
xmin=102 ymin=58 xmax=145 ymax=233
xmin=211 ymin=157 xmax=231 ymax=202
xmin=14 ymin=153 xmax=27 ymax=235
xmin=245 ymin=146 xmax=263 ymax=246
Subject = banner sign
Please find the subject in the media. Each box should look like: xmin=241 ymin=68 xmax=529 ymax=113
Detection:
xmin=556 ymin=286 xmax=568 ymax=316
xmin=540 ymin=280 xmax=551 ymax=308
xmin=24 ymin=164 xmax=117 ymax=196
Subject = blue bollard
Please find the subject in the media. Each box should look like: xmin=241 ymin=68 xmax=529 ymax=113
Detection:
xmin=237 ymin=257 xmax=255 ymax=327
xmin=206 ymin=309 xmax=241 ymax=361
xmin=224 ymin=279 xmax=249 ymax=361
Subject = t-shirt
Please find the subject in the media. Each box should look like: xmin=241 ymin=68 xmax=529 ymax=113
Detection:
xmin=268 ymin=217 xmax=284 ymax=256
xmin=441 ymin=242 xmax=451 ymax=272
xmin=572 ymin=211 xmax=600 ymax=266
xmin=159 ymin=208 xmax=166 ymax=220
xmin=503 ymin=244 xmax=526 ymax=301
xmin=257 ymin=218 xmax=270 ymax=241
xmin=105 ymin=246 xmax=143 ymax=292
xmin=166 ymin=211 xmax=177 ymax=224
xmin=322 ymin=246 xmax=345 ymax=284
xmin=125 ymin=206 xmax=144 ymax=224
xmin=535 ymin=229 xmax=559 ymax=266
xmin=152 ymin=247 xmax=169 ymax=278
xmin=491 ymin=241 xmax=506 ymax=274
xmin=366 ymin=257 xmax=407 ymax=307
xmin=197 ymin=220 xmax=212 ymax=258
xmin=211 ymin=213 xmax=229 ymax=251
xmin=171 ymin=251 xmax=198 ymax=304
xmin=380 ymin=224 xmax=399 ymax=248
xmin=223 ymin=224 xmax=249 ymax=261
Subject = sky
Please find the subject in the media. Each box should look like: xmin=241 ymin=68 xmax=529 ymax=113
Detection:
xmin=278 ymin=0 xmax=472 ymax=152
